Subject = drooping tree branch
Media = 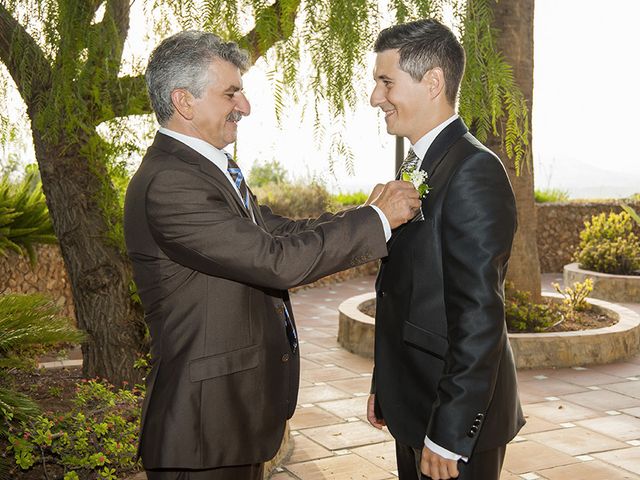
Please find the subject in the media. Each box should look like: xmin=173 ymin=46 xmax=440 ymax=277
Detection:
xmin=100 ymin=74 xmax=153 ymax=123
xmin=0 ymin=3 xmax=52 ymax=107
xmin=241 ymin=0 xmax=302 ymax=65
xmin=53 ymin=0 xmax=102 ymax=72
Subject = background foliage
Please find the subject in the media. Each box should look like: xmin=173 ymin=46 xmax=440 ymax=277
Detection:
xmin=0 ymin=168 xmax=56 ymax=264
xmin=575 ymin=211 xmax=640 ymax=275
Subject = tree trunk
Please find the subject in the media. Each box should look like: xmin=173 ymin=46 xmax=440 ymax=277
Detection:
xmin=485 ymin=0 xmax=541 ymax=301
xmin=31 ymin=127 xmax=146 ymax=387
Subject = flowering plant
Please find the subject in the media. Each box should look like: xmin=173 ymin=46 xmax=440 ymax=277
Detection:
xmin=402 ymin=168 xmax=431 ymax=197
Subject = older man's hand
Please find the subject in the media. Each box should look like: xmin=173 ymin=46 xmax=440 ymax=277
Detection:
xmin=371 ymin=180 xmax=421 ymax=229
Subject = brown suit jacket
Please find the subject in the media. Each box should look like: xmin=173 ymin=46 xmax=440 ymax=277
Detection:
xmin=123 ymin=133 xmax=387 ymax=469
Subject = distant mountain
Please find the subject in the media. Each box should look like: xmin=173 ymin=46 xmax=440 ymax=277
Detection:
xmin=534 ymin=158 xmax=640 ymax=199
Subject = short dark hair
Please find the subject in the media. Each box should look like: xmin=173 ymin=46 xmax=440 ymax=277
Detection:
xmin=145 ymin=31 xmax=249 ymax=125
xmin=374 ymin=19 xmax=465 ymax=106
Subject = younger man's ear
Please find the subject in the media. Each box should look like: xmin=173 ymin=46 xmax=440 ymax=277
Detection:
xmin=171 ymin=88 xmax=195 ymax=120
xmin=423 ymin=68 xmax=445 ymax=100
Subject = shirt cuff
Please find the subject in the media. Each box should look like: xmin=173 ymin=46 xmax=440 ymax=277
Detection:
xmin=369 ymin=205 xmax=391 ymax=241
xmin=424 ymin=435 xmax=468 ymax=463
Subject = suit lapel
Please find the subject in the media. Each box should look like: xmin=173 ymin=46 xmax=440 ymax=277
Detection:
xmin=384 ymin=119 xmax=469 ymax=253
xmin=151 ymin=133 xmax=252 ymax=220
xmin=420 ymin=117 xmax=469 ymax=179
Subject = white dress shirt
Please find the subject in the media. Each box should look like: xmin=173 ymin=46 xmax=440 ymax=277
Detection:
xmin=157 ymin=128 xmax=391 ymax=240
xmin=408 ymin=114 xmax=469 ymax=463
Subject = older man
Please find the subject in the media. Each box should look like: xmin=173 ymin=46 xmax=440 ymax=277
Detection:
xmin=124 ymin=31 xmax=420 ymax=480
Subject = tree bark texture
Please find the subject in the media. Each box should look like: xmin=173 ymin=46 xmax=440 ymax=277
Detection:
xmin=31 ymin=127 xmax=146 ymax=386
xmin=485 ymin=0 xmax=542 ymax=301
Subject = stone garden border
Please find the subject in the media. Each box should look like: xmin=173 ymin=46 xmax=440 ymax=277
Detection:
xmin=564 ymin=262 xmax=640 ymax=303
xmin=337 ymin=292 xmax=640 ymax=369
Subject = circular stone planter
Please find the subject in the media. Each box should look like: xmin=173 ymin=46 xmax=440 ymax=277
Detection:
xmin=337 ymin=292 xmax=640 ymax=369
xmin=564 ymin=262 xmax=640 ymax=303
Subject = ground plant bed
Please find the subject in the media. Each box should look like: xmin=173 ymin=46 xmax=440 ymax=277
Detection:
xmin=564 ymin=262 xmax=640 ymax=303
xmin=338 ymin=293 xmax=640 ymax=368
xmin=0 ymin=366 xmax=143 ymax=480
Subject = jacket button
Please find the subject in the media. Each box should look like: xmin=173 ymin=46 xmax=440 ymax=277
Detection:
xmin=379 ymin=291 xmax=385 ymax=298
xmin=281 ymin=354 xmax=289 ymax=362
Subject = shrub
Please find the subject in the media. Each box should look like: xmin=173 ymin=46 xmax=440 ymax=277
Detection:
xmin=253 ymin=180 xmax=337 ymax=218
xmin=333 ymin=191 xmax=368 ymax=206
xmin=248 ymin=160 xmax=288 ymax=187
xmin=534 ymin=188 xmax=569 ymax=203
xmin=6 ymin=379 xmax=142 ymax=479
xmin=622 ymin=204 xmax=640 ymax=227
xmin=0 ymin=294 xmax=83 ymax=425
xmin=552 ymin=279 xmax=593 ymax=323
xmin=574 ymin=211 xmax=640 ymax=274
xmin=505 ymin=284 xmax=560 ymax=332
xmin=0 ymin=168 xmax=56 ymax=264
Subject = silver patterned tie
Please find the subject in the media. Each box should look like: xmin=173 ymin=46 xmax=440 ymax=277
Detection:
xmin=400 ymin=148 xmax=421 ymax=177
xmin=399 ymin=148 xmax=424 ymax=222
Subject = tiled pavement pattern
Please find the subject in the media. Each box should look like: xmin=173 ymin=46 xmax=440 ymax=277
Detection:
xmin=271 ymin=274 xmax=640 ymax=480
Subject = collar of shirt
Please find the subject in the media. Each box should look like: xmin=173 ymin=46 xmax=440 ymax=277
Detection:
xmin=411 ymin=114 xmax=459 ymax=161
xmin=157 ymin=127 xmax=255 ymax=221
xmin=158 ymin=127 xmax=232 ymax=180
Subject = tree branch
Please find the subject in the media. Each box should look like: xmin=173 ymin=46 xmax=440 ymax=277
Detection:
xmin=98 ymin=74 xmax=152 ymax=123
xmin=241 ymin=0 xmax=302 ymax=65
xmin=97 ymin=0 xmax=131 ymax=73
xmin=0 ymin=3 xmax=52 ymax=107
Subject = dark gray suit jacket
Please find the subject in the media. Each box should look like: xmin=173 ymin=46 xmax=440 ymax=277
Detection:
xmin=373 ymin=118 xmax=525 ymax=458
xmin=124 ymin=133 xmax=387 ymax=469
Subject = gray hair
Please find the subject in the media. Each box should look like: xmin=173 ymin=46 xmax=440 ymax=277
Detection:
xmin=374 ymin=19 xmax=465 ymax=106
xmin=145 ymin=31 xmax=249 ymax=125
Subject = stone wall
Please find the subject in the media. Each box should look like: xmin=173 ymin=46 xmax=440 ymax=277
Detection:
xmin=537 ymin=201 xmax=640 ymax=273
xmin=0 ymin=244 xmax=76 ymax=320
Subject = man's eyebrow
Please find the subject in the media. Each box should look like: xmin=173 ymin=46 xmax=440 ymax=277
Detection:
xmin=223 ymin=85 xmax=243 ymax=92
xmin=375 ymin=74 xmax=392 ymax=81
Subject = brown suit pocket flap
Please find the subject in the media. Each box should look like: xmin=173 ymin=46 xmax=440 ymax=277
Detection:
xmin=189 ymin=345 xmax=260 ymax=382
xmin=403 ymin=321 xmax=448 ymax=359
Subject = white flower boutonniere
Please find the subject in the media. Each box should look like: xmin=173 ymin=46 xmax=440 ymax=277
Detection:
xmin=402 ymin=168 xmax=431 ymax=198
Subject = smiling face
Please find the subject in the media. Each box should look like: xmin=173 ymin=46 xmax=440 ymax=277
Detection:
xmin=185 ymin=58 xmax=251 ymax=148
xmin=370 ymin=49 xmax=435 ymax=145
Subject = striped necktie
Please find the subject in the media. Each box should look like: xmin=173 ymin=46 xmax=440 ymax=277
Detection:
xmin=400 ymin=148 xmax=425 ymax=222
xmin=225 ymin=154 xmax=251 ymax=211
xmin=400 ymin=148 xmax=421 ymax=176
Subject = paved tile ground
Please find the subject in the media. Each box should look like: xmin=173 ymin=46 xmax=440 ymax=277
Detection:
xmin=272 ymin=274 xmax=640 ymax=480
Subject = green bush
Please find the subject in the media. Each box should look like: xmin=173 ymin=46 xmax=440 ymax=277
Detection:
xmin=0 ymin=294 xmax=84 ymax=425
xmin=574 ymin=211 xmax=640 ymax=274
xmin=332 ymin=191 xmax=368 ymax=206
xmin=248 ymin=160 xmax=288 ymax=187
xmin=253 ymin=181 xmax=337 ymax=219
xmin=534 ymin=188 xmax=569 ymax=203
xmin=622 ymin=204 xmax=640 ymax=227
xmin=6 ymin=379 xmax=142 ymax=479
xmin=0 ymin=167 xmax=56 ymax=264
xmin=505 ymin=284 xmax=560 ymax=333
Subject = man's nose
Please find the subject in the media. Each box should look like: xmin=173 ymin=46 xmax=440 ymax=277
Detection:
xmin=370 ymin=85 xmax=383 ymax=108
xmin=236 ymin=92 xmax=251 ymax=116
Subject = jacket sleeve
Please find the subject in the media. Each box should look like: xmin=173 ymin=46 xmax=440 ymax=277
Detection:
xmin=145 ymin=169 xmax=387 ymax=290
xmin=258 ymin=204 xmax=354 ymax=237
xmin=425 ymin=152 xmax=517 ymax=457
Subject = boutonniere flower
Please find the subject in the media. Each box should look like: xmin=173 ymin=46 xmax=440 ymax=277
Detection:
xmin=402 ymin=168 xmax=431 ymax=198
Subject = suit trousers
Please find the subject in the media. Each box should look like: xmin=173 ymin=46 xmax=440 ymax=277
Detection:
xmin=395 ymin=441 xmax=506 ymax=480
xmin=145 ymin=463 xmax=264 ymax=480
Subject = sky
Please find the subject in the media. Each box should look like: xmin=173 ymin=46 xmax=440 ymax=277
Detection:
xmin=2 ymin=0 xmax=639 ymax=198
xmin=235 ymin=0 xmax=640 ymax=198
